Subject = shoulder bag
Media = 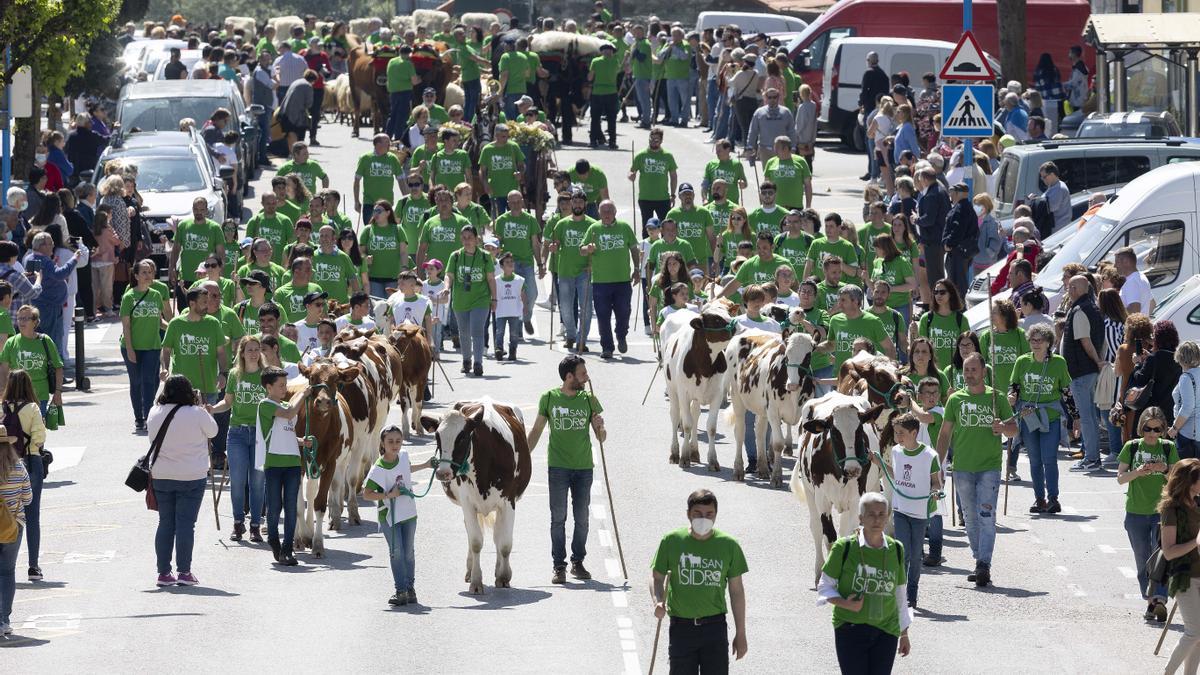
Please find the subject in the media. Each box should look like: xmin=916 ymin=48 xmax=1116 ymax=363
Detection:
xmin=1148 ymin=506 xmax=1184 ymax=591
xmin=124 ymin=404 xmax=183 ymax=496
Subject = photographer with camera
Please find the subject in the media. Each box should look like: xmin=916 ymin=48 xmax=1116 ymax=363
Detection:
xmin=445 ymin=225 xmax=496 ymax=377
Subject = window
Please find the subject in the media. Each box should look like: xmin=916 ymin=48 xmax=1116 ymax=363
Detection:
xmin=1101 ymin=220 xmax=1185 ymax=288
xmin=802 ymin=27 xmax=853 ymax=73
xmin=1087 ymin=155 xmax=1151 ymax=189
xmin=994 ymin=155 xmax=1019 ymax=211
xmin=890 ymin=53 xmax=937 ymax=84
xmin=1187 ymin=303 xmax=1200 ymax=325
xmin=1042 ymin=156 xmax=1086 ymax=193
xmin=1168 ymin=155 xmax=1200 ymax=164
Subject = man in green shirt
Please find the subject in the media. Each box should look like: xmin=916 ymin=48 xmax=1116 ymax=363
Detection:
xmin=581 ymin=201 xmax=640 ymax=358
xmin=764 ymin=137 xmax=812 ymax=211
xmin=817 ymin=285 xmax=897 ymax=370
xmin=311 ymin=225 xmax=360 ymax=303
xmin=805 ymin=212 xmax=861 ymax=284
xmin=256 ymin=26 xmax=278 ymax=58
xmin=396 ymin=175 xmax=431 ymax=267
xmin=651 ymin=489 xmax=749 ymax=668
xmin=416 ymin=189 xmax=469 ymax=273
xmin=451 ymin=26 xmax=490 ymax=123
xmin=629 ymin=128 xmax=678 ymax=227
xmin=272 ymin=257 xmax=321 ymax=323
xmin=478 ymin=125 xmax=526 ymax=214
xmin=430 ymin=128 xmax=471 ymax=193
xmin=354 ymin=134 xmax=406 ymax=224
xmin=360 ymin=204 xmax=408 ymax=298
xmin=629 ymin=25 xmax=654 ymax=129
xmin=567 ymin=158 xmax=608 ymax=219
xmin=246 ymin=193 xmax=295 ymax=266
xmin=747 ymin=181 xmax=786 ymax=236
xmin=495 ymin=190 xmax=543 ymax=331
xmin=498 ymin=40 xmax=531 ymax=118
xmin=526 ymin=354 xmax=606 ymax=583
xmin=704 ymin=139 xmax=748 ymax=204
xmin=276 ymin=143 xmax=329 ymax=200
xmin=936 ymin=353 xmax=1017 ymax=587
xmin=549 ymin=190 xmax=598 ymax=350
xmin=385 ymin=45 xmax=420 ymax=140
xmin=169 ymin=198 xmax=225 ymax=290
xmin=857 ymin=202 xmax=892 ymax=281
xmin=256 ymin=303 xmax=303 ymax=363
xmin=161 ymin=287 xmax=227 ymax=399
xmin=658 ymin=27 xmax=693 ymax=127
xmin=720 ymin=231 xmax=792 ymax=299
xmin=665 ymin=184 xmax=715 ymax=269
xmin=774 ymin=208 xmax=813 ymax=275
xmin=589 ymin=42 xmax=621 ymax=149
xmin=410 ymin=87 xmax=449 ymax=127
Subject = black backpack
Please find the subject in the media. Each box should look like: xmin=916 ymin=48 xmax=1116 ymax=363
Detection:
xmin=1028 ymin=196 xmax=1056 ymax=240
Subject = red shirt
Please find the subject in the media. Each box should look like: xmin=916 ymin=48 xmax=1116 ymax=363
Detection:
xmin=43 ymin=163 xmax=63 ymax=192
xmin=303 ymin=52 xmax=331 ymax=89
xmin=990 ymin=242 xmax=1041 ymax=295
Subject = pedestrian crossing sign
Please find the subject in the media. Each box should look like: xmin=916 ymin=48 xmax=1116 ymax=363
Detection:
xmin=940 ymin=84 xmax=994 ymax=137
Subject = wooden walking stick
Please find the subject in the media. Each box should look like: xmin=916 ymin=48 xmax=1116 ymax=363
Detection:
xmin=587 ymin=379 xmax=628 ymax=580
xmin=987 ymin=274 xmax=1009 ymax=516
xmin=1156 ymin=600 xmax=1179 ymax=655
xmin=576 ymin=265 xmax=593 ymax=354
xmin=649 ymin=571 xmax=670 ymax=675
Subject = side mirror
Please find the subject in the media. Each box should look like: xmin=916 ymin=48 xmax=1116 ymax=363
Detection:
xmin=248 ymin=104 xmax=265 ymax=116
xmin=796 ymin=49 xmax=811 ymax=70
xmin=79 ymin=170 xmax=95 ymax=184
xmin=218 ymin=165 xmax=235 ymax=179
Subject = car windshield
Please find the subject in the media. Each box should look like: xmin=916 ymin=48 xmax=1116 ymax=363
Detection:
xmin=993 ymin=154 xmax=1019 ymax=214
xmin=103 ymin=156 xmax=206 ymax=192
xmin=1036 ymin=215 xmax=1119 ymax=290
xmin=1152 ymin=275 xmax=1200 ymax=320
xmin=119 ymin=96 xmax=224 ymax=131
xmin=1077 ymin=121 xmax=1166 ymax=139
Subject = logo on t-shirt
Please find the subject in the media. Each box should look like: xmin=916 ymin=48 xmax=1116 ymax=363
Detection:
xmin=313 ymin=259 xmax=342 ymax=283
xmin=429 ymin=224 xmax=457 ymax=243
xmin=677 ymin=551 xmax=724 ymax=586
xmin=177 ymin=333 xmax=211 ymax=356
xmin=502 ymin=220 xmax=531 ymax=240
xmin=234 ymin=379 xmax=264 ymax=406
xmin=597 ymin=232 xmax=626 ymax=252
xmin=370 ymin=233 xmax=397 ymax=251
xmin=130 ymin=301 xmax=160 ymax=319
xmin=641 ymin=157 xmax=668 ymax=175
xmin=772 ymin=162 xmax=798 ymax=179
xmin=15 ymin=349 xmax=45 ymax=371
xmin=550 ymin=404 xmax=588 ymax=431
xmin=489 ymin=153 xmax=515 ymax=172
xmin=956 ymin=398 xmax=995 ymax=429
xmin=184 ymin=230 xmax=210 ymax=252
xmin=367 ymin=159 xmax=394 ymax=178
xmin=851 ymin=559 xmax=898 ymax=595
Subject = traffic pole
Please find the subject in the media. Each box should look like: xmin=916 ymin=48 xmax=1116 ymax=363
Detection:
xmin=2 ymin=47 xmax=11 ymax=207
xmin=963 ymin=0 xmax=974 ymax=196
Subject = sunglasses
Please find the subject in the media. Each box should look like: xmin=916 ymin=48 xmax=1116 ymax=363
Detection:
xmin=407 ymin=182 xmax=422 ymax=188
xmin=1145 ymin=425 xmax=1165 ymax=433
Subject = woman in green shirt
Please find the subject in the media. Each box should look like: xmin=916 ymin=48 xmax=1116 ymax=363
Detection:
xmin=890 ymin=213 xmax=924 ymax=306
xmin=453 ymin=184 xmax=490 ymax=231
xmin=918 ymin=279 xmax=968 ymax=371
xmin=982 ymin=299 xmax=1030 ymax=482
xmin=445 ymin=225 xmax=496 ymax=377
xmin=903 ymin=337 xmax=949 ymax=402
xmin=943 ymin=331 xmax=991 ymax=396
xmin=649 ymin=251 xmax=690 ymax=325
xmin=716 ymin=206 xmax=753 ymax=275
xmin=337 ymin=229 xmax=371 ymax=295
xmin=120 ymin=259 xmax=166 ymax=431
xmin=1009 ymin=323 xmax=1074 ymax=514
xmin=210 ymin=336 xmax=269 ymax=543
xmin=870 ymin=234 xmax=916 ymax=324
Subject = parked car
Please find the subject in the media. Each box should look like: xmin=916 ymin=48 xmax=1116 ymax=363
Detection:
xmin=85 ymin=130 xmax=231 ymax=274
xmin=1075 ymin=111 xmax=1182 ymax=139
xmin=818 ymin=37 xmax=1000 ymax=149
xmin=1150 ymin=274 xmax=1200 ymax=343
xmin=134 ymin=39 xmax=187 ymax=80
xmin=695 ymin=11 xmax=807 ymax=35
xmin=967 ymin=161 xmax=1200 ymax=330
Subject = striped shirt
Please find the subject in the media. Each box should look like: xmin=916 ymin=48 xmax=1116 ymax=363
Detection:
xmin=1103 ymin=317 xmax=1124 ymax=364
xmin=1 ymin=460 xmax=32 ymax=526
xmin=273 ymin=51 xmax=308 ymax=88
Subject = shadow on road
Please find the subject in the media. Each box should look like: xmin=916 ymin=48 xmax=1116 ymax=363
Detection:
xmin=143 ymin=586 xmax=239 ymax=598
xmin=0 ymin=635 xmax=51 ymax=648
xmin=451 ymin=586 xmax=553 ymax=610
xmin=915 ymin=606 xmax=969 ymax=622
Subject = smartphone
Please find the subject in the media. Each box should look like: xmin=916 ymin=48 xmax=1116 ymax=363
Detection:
xmin=25 ymin=259 xmax=41 ymax=274
xmin=1136 ymin=338 xmax=1144 ymax=353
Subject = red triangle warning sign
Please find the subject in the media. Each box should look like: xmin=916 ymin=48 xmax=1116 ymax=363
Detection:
xmin=939 ymin=31 xmax=996 ymax=81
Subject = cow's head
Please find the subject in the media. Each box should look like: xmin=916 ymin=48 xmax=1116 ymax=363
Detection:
xmin=298 ymin=357 xmax=361 ymax=412
xmin=784 ymin=331 xmax=816 ymax=392
xmin=373 ymin=299 xmax=394 ymax=334
xmin=690 ymin=305 xmax=736 ymax=345
xmin=803 ymin=399 xmax=885 ymax=478
xmin=388 ymin=322 xmax=424 ymax=355
xmin=421 ymin=404 xmax=484 ymax=482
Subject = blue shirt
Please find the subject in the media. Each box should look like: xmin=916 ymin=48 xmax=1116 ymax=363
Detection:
xmin=1174 ymin=366 xmax=1200 ymax=440
xmin=25 ymin=252 xmax=76 ymax=306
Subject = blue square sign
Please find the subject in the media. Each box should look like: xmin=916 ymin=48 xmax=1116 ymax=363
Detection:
xmin=940 ymin=84 xmax=994 ymax=137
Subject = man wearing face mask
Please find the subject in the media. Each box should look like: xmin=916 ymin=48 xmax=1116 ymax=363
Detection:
xmin=650 ymin=489 xmax=749 ymax=672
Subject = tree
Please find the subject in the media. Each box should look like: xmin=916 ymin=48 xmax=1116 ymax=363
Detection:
xmin=996 ymin=0 xmax=1027 ymax=86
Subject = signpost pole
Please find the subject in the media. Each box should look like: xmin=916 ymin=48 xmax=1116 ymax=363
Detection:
xmin=963 ymin=0 xmax=973 ymax=195
xmin=2 ymin=47 xmax=11 ymax=207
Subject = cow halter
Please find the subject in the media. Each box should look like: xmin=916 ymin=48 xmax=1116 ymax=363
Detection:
xmin=866 ymin=379 xmax=913 ymax=410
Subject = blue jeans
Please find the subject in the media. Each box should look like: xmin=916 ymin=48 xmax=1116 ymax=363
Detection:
xmin=504 ymin=93 xmax=522 ymax=120
xmin=557 ymin=272 xmax=593 ymax=346
xmin=494 ymin=316 xmax=521 ymax=349
xmin=514 ymin=261 xmax=537 ymax=322
xmin=454 ymin=306 xmax=490 ymax=366
xmin=1125 ymin=512 xmax=1167 ymax=601
xmin=34 ymin=300 xmax=63 ymax=360
xmin=152 ymin=477 xmax=206 ymax=575
xmin=386 ymin=91 xmax=413 ymax=140
xmin=383 ymin=518 xmax=417 ymax=592
xmin=369 ymin=279 xmax=390 ymax=299
xmin=1021 ymin=417 xmax=1061 ymax=501
xmin=256 ymin=110 xmax=272 ymax=161
xmin=894 ymin=511 xmax=927 ymax=605
xmin=706 ymin=79 xmax=720 ymax=128
xmin=813 ymin=365 xmax=834 ymax=397
xmin=925 ymin=514 xmax=944 ymax=561
xmin=592 ymin=281 xmax=632 ymax=353
xmin=633 ymin=78 xmax=652 ymax=126
xmin=714 ymin=96 xmax=731 ymax=141
xmin=666 ymin=79 xmax=689 ymax=125
xmin=548 ymin=467 xmax=592 ymax=568
xmin=227 ymin=425 xmax=265 ymax=527
xmin=206 ymin=392 xmax=228 ymax=458
xmin=463 ymin=79 xmax=481 ymax=123
xmin=22 ymin=454 xmax=42 ymax=569
xmin=0 ymin=524 xmax=21 ymax=625
xmin=1070 ymin=373 xmax=1100 ymax=463
xmin=1180 ymin=434 xmax=1200 ymax=460
xmin=955 ymin=469 xmax=1001 ymax=565
xmin=266 ymin=465 xmax=302 ymax=548
xmin=1102 ymin=406 xmax=1123 ymax=455
xmin=122 ymin=345 xmax=160 ymax=424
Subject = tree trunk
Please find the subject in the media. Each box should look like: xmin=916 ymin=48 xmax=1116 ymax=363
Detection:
xmin=997 ymin=0 xmax=1028 ymax=85
xmin=12 ymin=77 xmax=40 ymax=183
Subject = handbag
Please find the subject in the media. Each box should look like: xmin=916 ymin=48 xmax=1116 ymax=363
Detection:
xmin=1094 ymin=362 xmax=1117 ymax=406
xmin=124 ymin=404 xmax=182 ymax=493
xmin=1126 ymin=379 xmax=1156 ymax=413
xmin=1148 ymin=506 xmax=1185 ymax=590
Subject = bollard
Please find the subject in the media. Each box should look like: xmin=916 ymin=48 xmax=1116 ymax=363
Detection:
xmin=72 ymin=306 xmax=90 ymax=392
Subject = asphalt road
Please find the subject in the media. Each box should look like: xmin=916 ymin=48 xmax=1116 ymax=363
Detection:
xmin=0 ymin=115 xmax=1170 ymax=672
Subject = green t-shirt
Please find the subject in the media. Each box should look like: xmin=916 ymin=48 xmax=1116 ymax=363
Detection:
xmin=567 ymin=168 xmax=608 ymax=205
xmin=822 ymin=535 xmax=907 ymax=637
xmin=499 ymin=52 xmax=529 ymax=94
xmin=537 ymin=387 xmax=603 ymax=470
xmin=647 ymin=238 xmax=697 ymax=275
xmin=660 ymin=42 xmax=692 ymax=80
xmin=277 ymin=200 xmax=303 ymax=230
xmin=311 ymin=249 xmax=358 ymax=302
xmin=808 ymin=237 xmax=860 ymax=284
xmin=495 ymin=211 xmax=540 ymax=265
xmin=452 ymin=41 xmax=481 ymax=82
xmin=431 ymin=148 xmax=471 ymax=192
xmin=918 ymin=312 xmax=968 ymax=374
xmin=815 ymin=281 xmax=842 ymax=314
xmin=764 ymin=155 xmax=811 ymax=209
xmin=651 ymin=528 xmax=748 ymax=620
xmin=801 ymin=306 xmax=832 ymax=372
xmin=175 ymin=218 xmax=223 ymax=283
xmin=583 ymin=221 xmax=637 ymax=283
xmin=549 ymin=217 xmax=597 ymax=278
xmin=706 ymin=200 xmax=737 ymax=238
xmin=235 ymin=299 xmax=265 ymax=335
xmin=522 ymin=51 xmax=539 ymax=82
xmin=396 ymin=195 xmax=433 ymax=262
xmin=119 ymin=287 xmax=165 ymax=351
xmin=630 ymin=39 xmax=653 ymax=79
xmin=944 ymin=387 xmax=1013 ymax=472
xmin=589 ymin=54 xmax=620 ymax=95
xmin=827 ymin=312 xmax=889 ymax=372
xmin=386 ymin=56 xmax=417 ymax=93
xmin=904 ymin=369 xmax=950 ymax=401
xmin=360 ymin=223 xmax=406 ymax=280
xmin=227 ymin=368 xmax=266 ymax=427
xmin=273 ymin=281 xmax=321 ymax=323
xmin=1120 ymin=439 xmax=1180 ymax=515
xmin=0 ymin=308 xmax=12 ymax=338
xmin=245 ymin=212 xmax=295 ymax=265
xmin=980 ymin=328 xmax=1030 ymax=394
xmin=735 ymin=254 xmax=792 ymax=287
xmin=631 ymin=148 xmax=678 ymax=201
xmin=236 ymin=262 xmax=288 ymax=292
xmin=704 ymin=159 xmax=747 ymax=205
xmin=276 ymin=160 xmax=327 ymax=203
xmin=162 ymin=315 xmax=225 ymax=394
xmin=420 ymin=213 xmax=468 ymax=267
xmin=718 ymin=229 xmax=750 ymax=266
xmin=447 ymin=248 xmax=494 ymax=312
xmin=479 ymin=142 xmax=526 ymax=196
xmin=871 ymin=256 xmax=914 ymax=309
xmin=1010 ymin=353 xmax=1072 ymax=421
xmin=189 ymin=277 xmax=236 ymax=308
xmin=942 ymin=363 xmax=992 ymax=392
xmin=773 ymin=232 xmax=812 ymax=273
xmin=457 ymin=202 xmax=490 ymax=232
xmin=747 ymin=206 xmax=785 ymax=236
xmin=258 ymin=399 xmax=301 ymax=468
xmin=256 ymin=37 xmax=277 ymax=58
xmin=666 ymin=206 xmax=714 ymax=263
xmin=356 ymin=152 xmax=405 ymax=205
xmin=410 ymin=144 xmax=439 ymax=184
xmin=857 ymin=223 xmax=892 ymax=273
xmin=0 ymin=333 xmax=62 ymax=401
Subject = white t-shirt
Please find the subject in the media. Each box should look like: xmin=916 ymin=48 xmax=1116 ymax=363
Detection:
xmin=1120 ymin=270 xmax=1153 ymax=312
xmin=292 ymin=320 xmax=321 ymax=356
xmin=774 ymin=294 xmax=800 ymax=309
xmin=363 ymin=451 xmax=417 ymax=527
xmin=736 ymin=314 xmax=781 ymax=334
xmin=889 ymin=443 xmax=939 ymax=519
xmin=387 ymin=293 xmax=432 ymax=326
xmin=254 ymin=399 xmax=300 ymax=471
xmin=335 ymin=314 xmax=377 ymax=333
xmin=639 ymin=239 xmax=656 ymax=278
xmin=213 ymin=142 xmax=237 ymax=166
xmin=495 ymin=274 xmax=525 ymax=319
xmin=422 ymin=279 xmax=450 ymax=324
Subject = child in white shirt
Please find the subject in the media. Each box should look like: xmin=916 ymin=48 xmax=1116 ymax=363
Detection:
xmin=361 ymin=425 xmax=432 ymax=607
xmin=389 ymin=269 xmax=433 ymax=336
xmin=639 ymin=220 xmax=662 ymax=334
xmin=493 ymin=252 xmax=526 ymax=361
xmin=421 ymin=260 xmax=449 ymax=352
xmin=736 ymin=284 xmax=782 ymax=334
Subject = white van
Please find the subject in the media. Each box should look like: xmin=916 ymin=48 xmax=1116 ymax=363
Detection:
xmin=966 ymin=161 xmax=1200 ymax=330
xmin=819 ymin=37 xmax=1000 ymax=148
xmin=695 ymin=12 xmax=808 ymax=36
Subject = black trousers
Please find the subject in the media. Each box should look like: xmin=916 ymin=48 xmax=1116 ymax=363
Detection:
xmin=638 ymin=199 xmax=671 ymax=235
xmin=834 ymin=622 xmax=898 ymax=675
xmin=922 ymin=239 xmax=945 ymax=290
xmin=590 ymin=93 xmax=617 ymax=145
xmin=669 ymin=617 xmax=728 ymax=674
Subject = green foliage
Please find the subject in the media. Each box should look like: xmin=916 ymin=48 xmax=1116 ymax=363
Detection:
xmin=142 ymin=0 xmax=396 ymax=27
xmin=0 ymin=0 xmax=123 ymax=96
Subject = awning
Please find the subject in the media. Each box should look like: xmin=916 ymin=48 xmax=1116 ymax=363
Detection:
xmin=1086 ymin=13 xmax=1200 ymax=49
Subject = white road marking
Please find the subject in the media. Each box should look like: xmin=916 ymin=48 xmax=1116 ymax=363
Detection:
xmin=617 ymin=616 xmax=632 ymax=628
xmin=1040 ymin=549 xmax=1057 ymax=558
xmin=599 ymin=529 xmax=613 ymax=548
xmin=619 ymin=629 xmax=635 ymax=640
xmin=1098 ymin=544 xmax=1128 ymax=554
xmin=611 ymin=590 xmax=629 ymax=608
xmin=47 ymin=446 xmax=86 ymax=472
xmin=606 ymin=558 xmax=621 ymax=579
xmin=591 ymin=505 xmax=608 ymax=520
xmin=1079 ymin=524 xmax=1096 ymax=533
xmin=622 ymin=652 xmax=641 ymax=675
xmin=21 ymin=613 xmax=81 ymax=630
xmin=1066 ymin=584 xmax=1087 ymax=597
xmin=63 ymin=550 xmax=116 ymax=564
xmin=1118 ymin=566 xmax=1137 ymax=579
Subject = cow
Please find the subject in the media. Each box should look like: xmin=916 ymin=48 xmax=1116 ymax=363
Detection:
xmin=724 ymin=330 xmax=817 ymax=486
xmin=347 ymin=44 xmax=392 ymax=137
xmin=293 ymin=358 xmax=359 ymax=557
xmin=662 ymin=304 xmax=736 ymax=469
xmin=790 ymin=392 xmax=886 ymax=585
xmin=421 ymin=399 xmax=532 ymax=595
xmin=386 ymin=323 xmax=434 ymax=437
xmin=836 ymin=350 xmax=909 ymax=451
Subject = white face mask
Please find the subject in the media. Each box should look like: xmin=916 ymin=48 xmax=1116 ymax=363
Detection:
xmin=973 ymin=205 xmax=984 ymax=217
xmin=690 ymin=517 xmax=715 ymax=536
xmin=34 ymin=153 xmax=46 ymax=164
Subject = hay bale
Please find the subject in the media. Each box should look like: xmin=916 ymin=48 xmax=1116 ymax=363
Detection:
xmin=444 ymin=82 xmax=465 ymax=110
xmin=390 ymin=16 xmax=415 ymax=35
xmin=461 ymin=13 xmax=498 ymax=31
xmin=325 ymin=75 xmax=347 ymax=113
xmin=224 ymin=16 xmax=257 ymax=37
xmin=268 ymin=16 xmax=303 ymax=46
xmin=315 ymin=21 xmax=334 ymax=37
xmin=349 ymin=17 xmax=381 ymax=39
xmin=413 ymin=9 xmax=450 ymax=30
xmin=530 ymin=31 xmax=608 ymax=56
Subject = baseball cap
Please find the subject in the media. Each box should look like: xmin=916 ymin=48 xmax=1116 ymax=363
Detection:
xmin=517 ymin=95 xmax=534 ymax=106
xmin=423 ymin=258 xmax=444 ymax=270
xmin=599 ymin=42 xmax=614 ymax=52
xmin=689 ymin=268 xmax=705 ymax=279
xmin=678 ymin=182 xmax=694 ymax=194
xmin=239 ymin=269 xmax=272 ymax=292
xmin=950 ymin=182 xmax=969 ymax=193
xmin=239 ymin=236 xmax=253 ymax=249
xmin=303 ymin=290 xmax=329 ymax=305
xmin=423 ymin=87 xmax=436 ymax=96
xmin=645 ymin=217 xmax=661 ymax=230
xmin=569 ymin=185 xmax=587 ymax=199
xmin=483 ymin=235 xmax=500 ymax=248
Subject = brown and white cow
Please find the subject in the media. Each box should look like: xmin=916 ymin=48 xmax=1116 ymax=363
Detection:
xmin=836 ymin=350 xmax=909 ymax=451
xmin=293 ymin=358 xmax=359 ymax=557
xmin=662 ymin=304 xmax=736 ymax=469
xmin=724 ymin=329 xmax=817 ymax=486
xmin=789 ymin=392 xmax=885 ymax=585
xmin=386 ymin=323 xmax=434 ymax=437
xmin=421 ymin=398 xmax=532 ymax=595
